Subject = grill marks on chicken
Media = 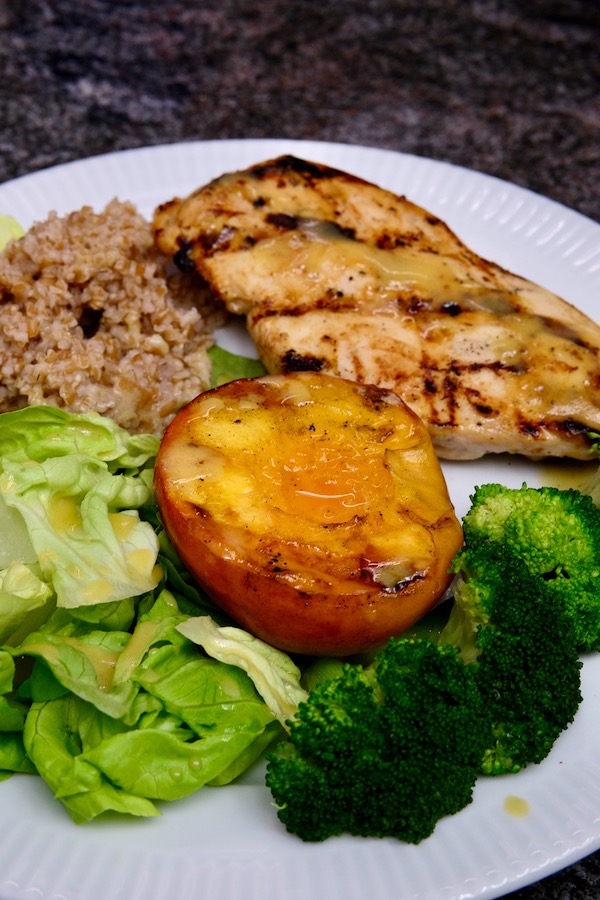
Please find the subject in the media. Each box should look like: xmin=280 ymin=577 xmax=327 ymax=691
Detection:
xmin=153 ymin=155 xmax=600 ymax=460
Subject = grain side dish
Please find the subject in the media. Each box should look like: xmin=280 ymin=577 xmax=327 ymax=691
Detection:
xmin=0 ymin=199 xmax=227 ymax=435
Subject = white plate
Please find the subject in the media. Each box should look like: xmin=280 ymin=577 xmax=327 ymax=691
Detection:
xmin=1 ymin=139 xmax=599 ymax=900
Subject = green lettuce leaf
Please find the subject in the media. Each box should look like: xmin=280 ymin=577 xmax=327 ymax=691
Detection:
xmin=177 ymin=616 xmax=308 ymax=726
xmin=0 ymin=405 xmax=159 ymax=470
xmin=0 ymin=650 xmax=37 ymax=778
xmin=0 ymin=650 xmax=15 ymax=696
xmin=23 ymin=696 xmax=160 ymax=823
xmin=0 ymin=732 xmax=37 ymax=778
xmin=0 ymin=651 xmax=30 ymax=735
xmin=0 ymin=495 xmax=37 ymax=569
xmin=17 ymin=627 xmax=138 ymax=719
xmin=0 ymin=214 xmax=24 ymax=251
xmin=0 ymin=407 xmax=161 ymax=609
xmin=9 ymin=587 xmax=283 ymax=820
xmin=208 ymin=345 xmax=267 ymax=387
xmin=0 ymin=562 xmax=54 ymax=645
xmin=0 ymin=406 xmax=293 ymax=822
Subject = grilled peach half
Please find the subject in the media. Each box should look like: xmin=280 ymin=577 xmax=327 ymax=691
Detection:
xmin=154 ymin=372 xmax=462 ymax=656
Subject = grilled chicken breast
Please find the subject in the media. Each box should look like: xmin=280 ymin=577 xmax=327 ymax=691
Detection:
xmin=153 ymin=155 xmax=600 ymax=460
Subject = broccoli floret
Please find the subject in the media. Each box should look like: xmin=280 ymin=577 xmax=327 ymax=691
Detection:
xmin=441 ymin=539 xmax=582 ymax=775
xmin=460 ymin=483 xmax=600 ymax=653
xmin=265 ymin=638 xmax=490 ymax=843
xmin=264 ymin=482 xmax=591 ymax=841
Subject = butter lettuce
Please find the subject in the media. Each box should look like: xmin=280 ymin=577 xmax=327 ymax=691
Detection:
xmin=178 ymin=616 xmax=308 ymax=726
xmin=0 ymin=214 xmax=24 ymax=251
xmin=0 ymin=562 xmax=53 ymax=645
xmin=15 ymin=588 xmax=281 ymax=822
xmin=0 ymin=406 xmax=285 ymax=821
xmin=0 ymin=652 xmax=36 ymax=779
xmin=208 ymin=344 xmax=267 ymax=387
xmin=0 ymin=407 xmax=160 ymax=611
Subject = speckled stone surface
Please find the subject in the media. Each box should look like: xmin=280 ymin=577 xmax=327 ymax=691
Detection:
xmin=1 ymin=0 xmax=599 ymax=223
xmin=1 ymin=1 xmax=599 ymax=898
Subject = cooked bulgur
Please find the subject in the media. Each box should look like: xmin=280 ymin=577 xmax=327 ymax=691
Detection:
xmin=0 ymin=199 xmax=227 ymax=435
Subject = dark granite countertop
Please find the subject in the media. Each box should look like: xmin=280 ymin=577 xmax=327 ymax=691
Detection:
xmin=1 ymin=2 xmax=599 ymax=899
